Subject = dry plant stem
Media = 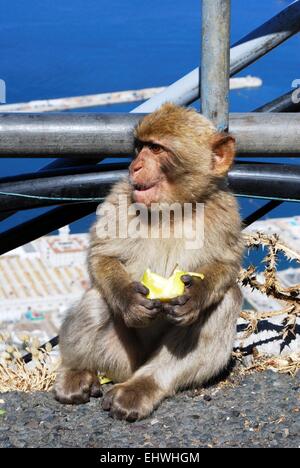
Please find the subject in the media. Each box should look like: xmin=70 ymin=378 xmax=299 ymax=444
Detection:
xmin=243 ymin=233 xmax=300 ymax=298
xmin=0 ymin=338 xmax=59 ymax=393
xmin=244 ymin=233 xmax=300 ymax=263
xmin=242 ymin=233 xmax=300 ymax=305
xmin=0 ymin=355 xmax=59 ymax=392
xmin=241 ymin=354 xmax=300 ymax=378
xmin=240 ymin=232 xmax=300 ymax=340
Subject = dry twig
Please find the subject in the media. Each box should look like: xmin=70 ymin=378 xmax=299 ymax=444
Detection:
xmin=0 ymin=335 xmax=58 ymax=393
xmin=239 ymin=233 xmax=300 ymax=343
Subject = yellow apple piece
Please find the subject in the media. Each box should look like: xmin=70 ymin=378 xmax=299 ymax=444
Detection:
xmin=141 ymin=268 xmax=204 ymax=301
xmin=98 ymin=375 xmax=112 ymax=385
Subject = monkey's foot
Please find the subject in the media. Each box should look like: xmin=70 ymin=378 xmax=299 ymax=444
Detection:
xmin=102 ymin=377 xmax=162 ymax=422
xmin=54 ymin=369 xmax=102 ymax=405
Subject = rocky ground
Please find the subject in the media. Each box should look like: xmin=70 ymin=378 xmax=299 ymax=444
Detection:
xmin=0 ymin=370 xmax=299 ymax=448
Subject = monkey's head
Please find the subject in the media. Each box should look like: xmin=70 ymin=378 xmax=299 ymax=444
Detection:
xmin=129 ymin=103 xmax=235 ymax=206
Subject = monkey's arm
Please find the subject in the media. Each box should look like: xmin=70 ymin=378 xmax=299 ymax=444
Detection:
xmin=88 ymin=255 xmax=161 ymax=328
xmin=194 ymin=260 xmax=240 ymax=307
xmin=89 ymin=255 xmax=130 ymax=310
xmin=164 ymin=260 xmax=240 ymax=326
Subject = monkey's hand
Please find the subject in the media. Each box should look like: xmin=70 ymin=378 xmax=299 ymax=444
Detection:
xmin=163 ymin=275 xmax=206 ymax=326
xmin=121 ymin=282 xmax=162 ymax=328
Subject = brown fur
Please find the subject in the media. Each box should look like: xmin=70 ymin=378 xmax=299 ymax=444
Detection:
xmin=54 ymin=103 xmax=244 ymax=421
xmin=102 ymin=376 xmax=162 ymax=421
xmin=54 ymin=369 xmax=101 ymax=404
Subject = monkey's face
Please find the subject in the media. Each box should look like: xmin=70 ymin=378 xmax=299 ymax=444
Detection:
xmin=129 ymin=141 xmax=175 ymax=206
xmin=130 ymin=103 xmax=236 ymax=207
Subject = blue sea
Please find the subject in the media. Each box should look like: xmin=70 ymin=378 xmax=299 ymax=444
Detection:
xmin=0 ymin=0 xmax=299 ymax=234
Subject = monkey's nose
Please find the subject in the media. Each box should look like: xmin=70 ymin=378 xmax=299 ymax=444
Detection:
xmin=132 ymin=162 xmax=143 ymax=174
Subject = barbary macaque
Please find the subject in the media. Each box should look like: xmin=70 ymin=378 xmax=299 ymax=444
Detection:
xmin=54 ymin=103 xmax=244 ymax=421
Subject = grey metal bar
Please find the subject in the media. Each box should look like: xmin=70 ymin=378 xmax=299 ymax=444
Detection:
xmin=1 ymin=113 xmax=300 ymax=156
xmin=229 ymin=1 xmax=300 ymax=75
xmin=229 ymin=163 xmax=300 ymax=201
xmin=0 ymin=1 xmax=298 ymax=165
xmin=136 ymin=0 xmax=300 ymax=110
xmin=236 ymin=88 xmax=300 ymax=158
xmin=242 ymin=201 xmax=282 ymax=228
xmin=255 ymin=89 xmax=300 ymax=113
xmin=230 ymin=113 xmax=300 ymax=155
xmin=0 ymin=204 xmax=98 ymax=257
xmin=0 ymin=113 xmax=141 ymax=157
xmin=0 ymin=169 xmax=128 ymax=212
xmin=0 ymin=163 xmax=299 ymax=212
xmin=201 ymin=0 xmax=231 ymax=131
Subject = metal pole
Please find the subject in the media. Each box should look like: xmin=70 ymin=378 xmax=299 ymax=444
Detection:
xmin=229 ymin=113 xmax=300 ymax=155
xmin=229 ymin=163 xmax=300 ymax=202
xmin=0 ymin=113 xmax=141 ymax=157
xmin=1 ymin=113 xmax=300 ymax=156
xmin=0 ymin=169 xmax=128 ymax=212
xmin=0 ymin=203 xmax=98 ymax=256
xmin=0 ymin=163 xmax=299 ymax=212
xmin=201 ymin=0 xmax=231 ymax=131
xmin=22 ymin=336 xmax=59 ymax=364
xmin=0 ymin=162 xmax=128 ymax=221
xmin=242 ymin=201 xmax=282 ymax=228
xmin=255 ymin=89 xmax=300 ymax=113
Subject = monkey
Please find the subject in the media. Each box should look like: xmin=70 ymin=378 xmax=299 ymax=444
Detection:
xmin=54 ymin=103 xmax=244 ymax=421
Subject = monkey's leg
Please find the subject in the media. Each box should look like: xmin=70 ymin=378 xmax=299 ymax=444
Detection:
xmin=54 ymin=288 xmax=142 ymax=405
xmin=102 ymin=286 xmax=242 ymax=421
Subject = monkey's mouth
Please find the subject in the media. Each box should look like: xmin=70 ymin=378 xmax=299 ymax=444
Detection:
xmin=132 ymin=182 xmax=159 ymax=203
xmin=133 ymin=183 xmax=156 ymax=192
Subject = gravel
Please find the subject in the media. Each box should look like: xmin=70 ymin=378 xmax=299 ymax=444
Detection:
xmin=0 ymin=370 xmax=299 ymax=448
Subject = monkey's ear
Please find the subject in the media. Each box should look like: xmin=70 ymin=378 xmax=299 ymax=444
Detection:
xmin=211 ymin=133 xmax=236 ymax=176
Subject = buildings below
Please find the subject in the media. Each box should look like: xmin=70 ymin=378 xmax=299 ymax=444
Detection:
xmin=0 ymin=226 xmax=90 ymax=351
xmin=0 ymin=218 xmax=299 ymax=356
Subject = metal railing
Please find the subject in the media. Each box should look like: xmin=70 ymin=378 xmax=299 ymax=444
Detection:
xmin=1 ymin=112 xmax=300 ymax=157
xmin=0 ymin=0 xmax=300 ymax=359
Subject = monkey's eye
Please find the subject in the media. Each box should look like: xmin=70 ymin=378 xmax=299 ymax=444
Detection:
xmin=149 ymin=143 xmax=163 ymax=154
xmin=134 ymin=141 xmax=144 ymax=155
